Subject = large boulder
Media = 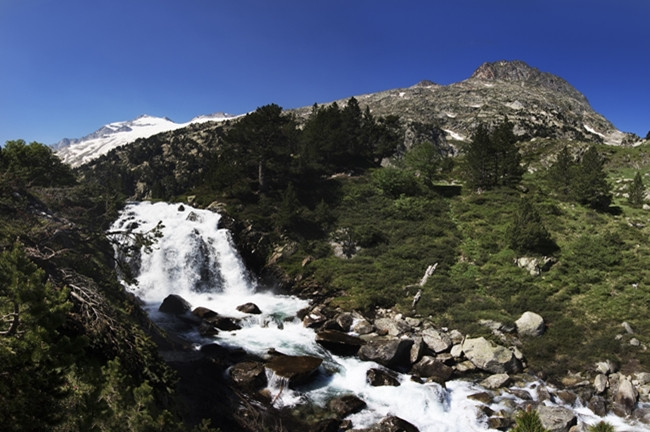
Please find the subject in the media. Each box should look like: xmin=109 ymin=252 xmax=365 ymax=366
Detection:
xmin=159 ymin=294 xmax=192 ymax=315
xmin=410 ymin=356 xmax=453 ymax=384
xmin=613 ymin=378 xmax=638 ymax=416
xmin=537 ymin=406 xmax=577 ymax=432
xmin=421 ymin=328 xmax=453 ymax=353
xmin=374 ymin=317 xmax=412 ymax=336
xmin=461 ymin=337 xmax=522 ymax=374
xmin=266 ymin=352 xmax=323 ymax=388
xmin=366 ymin=368 xmax=401 ymax=387
xmin=358 ymin=338 xmax=414 ymax=370
xmin=328 ymin=394 xmax=367 ymax=418
xmin=315 ymin=330 xmax=366 ymax=356
xmin=515 ymin=311 xmax=545 ymax=337
xmin=229 ymin=361 xmax=267 ymax=390
xmin=236 ymin=302 xmax=262 ymax=314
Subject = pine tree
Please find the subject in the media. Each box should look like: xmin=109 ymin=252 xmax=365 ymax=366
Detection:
xmin=628 ymin=171 xmax=645 ymax=207
xmin=548 ymin=145 xmax=576 ymax=198
xmin=508 ymin=197 xmax=556 ymax=255
xmin=572 ymin=145 xmax=612 ymax=210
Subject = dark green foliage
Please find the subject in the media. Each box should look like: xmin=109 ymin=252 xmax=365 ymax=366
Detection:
xmin=572 ymin=145 xmax=612 ymax=209
xmin=511 ymin=408 xmax=549 ymax=432
xmin=1 ymin=140 xmax=76 ymax=188
xmin=400 ymin=141 xmax=446 ymax=189
xmin=628 ymin=171 xmax=645 ymax=207
xmin=463 ymin=119 xmax=524 ymax=190
xmin=508 ymin=197 xmax=557 ymax=255
xmin=547 ymin=145 xmax=575 ymax=198
xmin=0 ymin=243 xmax=78 ymax=430
xmin=372 ymin=167 xmax=420 ymax=198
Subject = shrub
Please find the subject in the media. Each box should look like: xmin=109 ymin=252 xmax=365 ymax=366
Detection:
xmin=511 ymin=408 xmax=549 ymax=432
xmin=588 ymin=421 xmax=615 ymax=432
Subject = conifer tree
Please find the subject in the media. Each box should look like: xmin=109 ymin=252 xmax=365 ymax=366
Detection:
xmin=572 ymin=145 xmax=612 ymax=210
xmin=628 ymin=171 xmax=645 ymax=207
xmin=548 ymin=145 xmax=575 ymax=198
xmin=508 ymin=197 xmax=556 ymax=255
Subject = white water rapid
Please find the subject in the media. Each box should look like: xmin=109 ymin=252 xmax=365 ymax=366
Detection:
xmin=111 ymin=201 xmax=648 ymax=432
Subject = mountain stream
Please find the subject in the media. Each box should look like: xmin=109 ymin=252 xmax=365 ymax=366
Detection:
xmin=111 ymin=201 xmax=645 ymax=431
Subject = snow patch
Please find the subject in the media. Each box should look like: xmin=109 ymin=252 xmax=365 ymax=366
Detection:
xmin=583 ymin=124 xmax=605 ymax=138
xmin=443 ymin=129 xmax=467 ymax=141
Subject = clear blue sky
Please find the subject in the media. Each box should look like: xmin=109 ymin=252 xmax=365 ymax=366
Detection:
xmin=1 ymin=0 xmax=648 ymax=145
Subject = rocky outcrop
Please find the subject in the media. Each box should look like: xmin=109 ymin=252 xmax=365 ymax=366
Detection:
xmin=159 ymin=294 xmax=192 ymax=315
xmin=358 ymin=338 xmax=414 ymax=369
xmin=537 ymin=406 xmax=577 ymax=432
xmin=315 ymin=329 xmax=366 ymax=356
xmin=265 ymin=352 xmax=323 ymax=388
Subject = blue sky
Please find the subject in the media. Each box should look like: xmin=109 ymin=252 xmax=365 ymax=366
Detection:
xmin=1 ymin=0 xmax=648 ymax=145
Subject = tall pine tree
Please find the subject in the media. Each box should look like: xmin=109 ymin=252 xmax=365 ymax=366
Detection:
xmin=628 ymin=171 xmax=645 ymax=207
xmin=572 ymin=145 xmax=612 ymax=210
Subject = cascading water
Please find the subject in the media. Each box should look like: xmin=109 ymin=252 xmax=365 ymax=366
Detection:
xmin=111 ymin=201 xmax=647 ymax=432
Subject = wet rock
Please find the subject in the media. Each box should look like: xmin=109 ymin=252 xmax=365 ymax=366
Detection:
xmin=303 ymin=310 xmax=328 ymax=329
xmin=159 ymin=294 xmax=192 ymax=315
xmin=321 ymin=319 xmax=344 ymax=331
xmin=613 ymin=378 xmax=638 ymax=416
xmin=556 ymin=390 xmax=577 ymax=406
xmin=328 ymin=394 xmax=367 ymax=418
xmin=358 ymin=338 xmax=414 ymax=369
xmin=236 ymin=302 xmax=262 ymax=314
xmin=204 ymin=315 xmax=242 ymax=331
xmin=313 ymin=418 xmax=342 ymax=432
xmin=468 ymin=392 xmax=493 ymax=404
xmin=367 ymin=368 xmax=401 ymax=387
xmin=409 ymin=336 xmax=424 ymax=364
xmin=480 ymin=373 xmax=511 ymax=390
xmin=462 ymin=337 xmax=522 ymax=374
xmin=335 ymin=312 xmax=354 ymax=332
xmin=421 ymin=328 xmax=452 ymax=353
xmin=537 ymin=406 xmax=577 ymax=432
xmin=509 ymin=388 xmax=532 ymax=400
xmin=588 ymin=395 xmax=607 ymax=417
xmin=515 ymin=311 xmax=545 ymax=337
xmin=229 ymin=361 xmax=267 ymax=390
xmin=487 ymin=416 xmax=512 ymax=431
xmin=266 ymin=352 xmax=323 ymax=388
xmin=410 ymin=356 xmax=453 ymax=384
xmin=367 ymin=415 xmax=419 ymax=432
xmin=315 ymin=329 xmax=366 ymax=356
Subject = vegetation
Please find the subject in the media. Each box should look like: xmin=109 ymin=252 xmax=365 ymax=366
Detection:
xmin=510 ymin=408 xmax=549 ymax=432
xmin=588 ymin=421 xmax=615 ymax=432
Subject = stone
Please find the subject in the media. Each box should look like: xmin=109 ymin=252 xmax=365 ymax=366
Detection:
xmin=409 ymin=336 xmax=424 ymax=364
xmin=449 ymin=329 xmax=464 ymax=344
xmin=367 ymin=368 xmax=401 ymax=387
xmin=159 ymin=294 xmax=192 ymax=315
xmin=613 ymin=378 xmax=638 ymax=416
xmin=588 ymin=395 xmax=607 ymax=417
xmin=480 ymin=373 xmax=511 ymax=389
xmin=454 ymin=360 xmax=477 ymax=373
xmin=487 ymin=416 xmax=512 ymax=431
xmin=328 ymin=394 xmax=367 ymax=418
xmin=595 ymin=359 xmax=617 ymax=375
xmin=593 ymin=374 xmax=608 ymax=394
xmin=461 ymin=337 xmax=522 ymax=374
xmin=303 ymin=310 xmax=328 ymax=329
xmin=630 ymin=337 xmax=641 ymax=347
xmin=236 ymin=302 xmax=262 ymax=314
xmin=315 ymin=329 xmax=365 ymax=356
xmin=515 ymin=311 xmax=545 ymax=337
xmin=313 ymin=418 xmax=341 ymax=432
xmin=266 ymin=352 xmax=323 ymax=388
xmin=421 ymin=328 xmax=452 ymax=353
xmin=335 ymin=312 xmax=354 ymax=332
xmin=229 ymin=361 xmax=267 ymax=390
xmin=410 ymin=356 xmax=453 ymax=383
xmin=352 ymin=318 xmax=375 ymax=335
xmin=622 ymin=321 xmax=634 ymax=334
xmin=468 ymin=392 xmax=493 ymax=404
xmin=204 ymin=315 xmax=242 ymax=331
xmin=358 ymin=338 xmax=414 ymax=369
xmin=537 ymin=406 xmax=577 ymax=432
xmin=374 ymin=317 xmax=412 ymax=336
xmin=450 ymin=344 xmax=464 ymax=359
xmin=367 ymin=415 xmax=419 ymax=432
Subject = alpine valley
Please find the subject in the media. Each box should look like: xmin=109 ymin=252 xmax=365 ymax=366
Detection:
xmin=2 ymin=60 xmax=650 ymax=431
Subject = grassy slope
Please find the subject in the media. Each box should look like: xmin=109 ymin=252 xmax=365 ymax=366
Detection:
xmin=269 ymin=139 xmax=650 ymax=377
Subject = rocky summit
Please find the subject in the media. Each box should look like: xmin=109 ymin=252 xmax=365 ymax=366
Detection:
xmin=294 ymin=59 xmax=633 ymax=147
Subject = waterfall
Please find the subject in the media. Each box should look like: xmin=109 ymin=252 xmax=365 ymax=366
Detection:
xmin=111 ymin=201 xmax=648 ymax=432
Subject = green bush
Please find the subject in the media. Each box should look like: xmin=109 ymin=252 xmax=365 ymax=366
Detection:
xmin=588 ymin=421 xmax=615 ymax=432
xmin=510 ymin=408 xmax=549 ymax=432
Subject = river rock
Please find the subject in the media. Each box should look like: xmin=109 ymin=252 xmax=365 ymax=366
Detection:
xmin=588 ymin=395 xmax=607 ymax=417
xmin=537 ymin=406 xmax=577 ymax=432
xmin=515 ymin=311 xmax=545 ymax=337
xmin=480 ymin=373 xmax=511 ymax=389
xmin=303 ymin=309 xmax=328 ymax=328
xmin=374 ymin=317 xmax=412 ymax=336
xmin=367 ymin=415 xmax=419 ymax=432
xmin=204 ymin=315 xmax=242 ymax=331
xmin=595 ymin=359 xmax=617 ymax=375
xmin=367 ymin=368 xmax=401 ymax=387
xmin=358 ymin=338 xmax=414 ymax=369
xmin=421 ymin=328 xmax=452 ymax=353
xmin=328 ymin=394 xmax=367 ymax=417
xmin=410 ymin=356 xmax=453 ymax=383
xmin=236 ymin=302 xmax=262 ymax=314
xmin=159 ymin=294 xmax=192 ymax=315
xmin=313 ymin=418 xmax=342 ymax=432
xmin=229 ymin=361 xmax=267 ymax=390
xmin=410 ymin=336 xmax=424 ymax=364
xmin=266 ymin=352 xmax=323 ymax=388
xmin=593 ymin=374 xmax=608 ymax=394
xmin=315 ymin=329 xmax=365 ymax=356
xmin=352 ymin=318 xmax=375 ymax=335
xmin=335 ymin=312 xmax=354 ymax=332
xmin=462 ymin=337 xmax=522 ymax=374
xmin=613 ymin=378 xmax=638 ymax=416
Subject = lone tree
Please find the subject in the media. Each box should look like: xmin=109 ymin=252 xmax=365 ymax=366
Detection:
xmin=508 ymin=197 xmax=557 ymax=255
xmin=464 ymin=119 xmax=524 ymax=190
xmin=628 ymin=171 xmax=646 ymax=207
xmin=547 ymin=146 xmax=575 ymax=198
